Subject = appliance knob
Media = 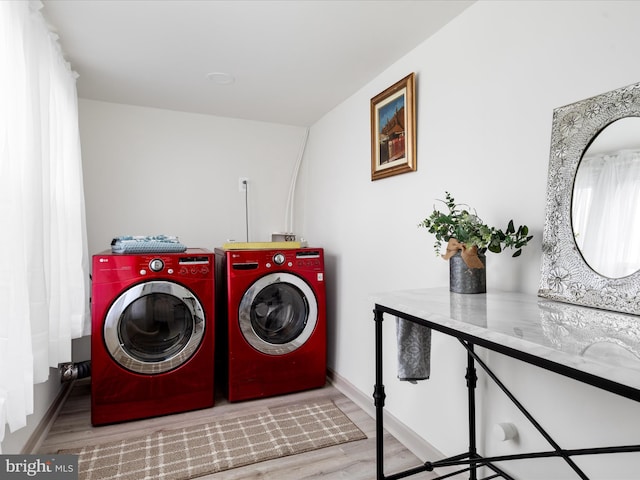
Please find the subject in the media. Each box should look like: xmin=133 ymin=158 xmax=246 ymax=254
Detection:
xmin=149 ymin=258 xmax=164 ymax=272
xmin=273 ymin=253 xmax=286 ymax=265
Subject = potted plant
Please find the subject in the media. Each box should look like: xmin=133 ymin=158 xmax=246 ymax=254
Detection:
xmin=418 ymin=191 xmax=533 ymax=293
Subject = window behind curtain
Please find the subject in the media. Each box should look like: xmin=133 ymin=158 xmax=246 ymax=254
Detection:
xmin=0 ymin=0 xmax=89 ymax=450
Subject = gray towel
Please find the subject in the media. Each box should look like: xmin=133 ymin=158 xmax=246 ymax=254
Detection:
xmin=396 ymin=317 xmax=431 ymax=383
xmin=111 ymin=235 xmax=187 ymax=254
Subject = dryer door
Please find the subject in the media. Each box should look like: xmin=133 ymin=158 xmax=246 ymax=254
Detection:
xmin=104 ymin=281 xmax=205 ymax=374
xmin=239 ymin=272 xmax=317 ymax=355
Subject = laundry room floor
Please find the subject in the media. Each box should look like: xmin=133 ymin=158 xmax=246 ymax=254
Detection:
xmin=36 ymin=378 xmax=444 ymax=479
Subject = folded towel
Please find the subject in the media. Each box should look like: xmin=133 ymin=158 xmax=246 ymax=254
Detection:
xmin=396 ymin=317 xmax=431 ymax=383
xmin=111 ymin=235 xmax=187 ymax=254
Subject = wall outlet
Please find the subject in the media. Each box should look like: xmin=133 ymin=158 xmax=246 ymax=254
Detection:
xmin=238 ymin=177 xmax=248 ymax=192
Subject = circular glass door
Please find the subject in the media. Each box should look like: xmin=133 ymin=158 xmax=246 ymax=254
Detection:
xmin=104 ymin=281 xmax=205 ymax=374
xmin=239 ymin=273 xmax=317 ymax=355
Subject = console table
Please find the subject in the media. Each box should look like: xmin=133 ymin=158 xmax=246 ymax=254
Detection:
xmin=372 ymin=288 xmax=640 ymax=480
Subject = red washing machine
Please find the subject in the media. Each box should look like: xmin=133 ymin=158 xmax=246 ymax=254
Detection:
xmin=215 ymin=248 xmax=326 ymax=402
xmin=91 ymin=249 xmax=215 ymax=425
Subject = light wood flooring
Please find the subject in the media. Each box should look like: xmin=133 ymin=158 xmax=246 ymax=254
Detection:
xmin=37 ymin=379 xmax=443 ymax=479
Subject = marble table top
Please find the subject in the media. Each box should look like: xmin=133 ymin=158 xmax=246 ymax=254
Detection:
xmin=372 ymin=287 xmax=640 ymax=401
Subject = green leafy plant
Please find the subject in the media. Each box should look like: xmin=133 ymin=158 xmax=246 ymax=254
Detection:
xmin=418 ymin=191 xmax=533 ymax=258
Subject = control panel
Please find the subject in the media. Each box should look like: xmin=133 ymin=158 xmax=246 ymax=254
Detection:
xmin=230 ymin=249 xmax=323 ymax=272
xmin=138 ymin=255 xmax=211 ymax=278
xmin=92 ymin=251 xmax=213 ymax=283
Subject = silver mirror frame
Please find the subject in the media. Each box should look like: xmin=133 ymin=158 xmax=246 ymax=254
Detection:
xmin=538 ymin=82 xmax=640 ymax=315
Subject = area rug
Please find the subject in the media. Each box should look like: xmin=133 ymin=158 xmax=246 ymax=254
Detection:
xmin=59 ymin=399 xmax=367 ymax=480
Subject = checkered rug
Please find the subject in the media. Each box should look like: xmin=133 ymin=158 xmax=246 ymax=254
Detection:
xmin=60 ymin=400 xmax=366 ymax=480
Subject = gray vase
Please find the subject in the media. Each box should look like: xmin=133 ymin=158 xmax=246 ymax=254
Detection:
xmin=449 ymin=251 xmax=486 ymax=294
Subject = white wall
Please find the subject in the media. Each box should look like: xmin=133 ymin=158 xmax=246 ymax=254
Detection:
xmin=297 ymin=1 xmax=640 ymax=478
xmin=79 ymin=100 xmax=308 ymax=255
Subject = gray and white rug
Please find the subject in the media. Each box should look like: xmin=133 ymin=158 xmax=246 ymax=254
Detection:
xmin=60 ymin=400 xmax=367 ymax=480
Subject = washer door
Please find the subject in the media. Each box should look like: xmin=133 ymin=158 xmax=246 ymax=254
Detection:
xmin=104 ymin=281 xmax=205 ymax=374
xmin=239 ymin=273 xmax=317 ymax=355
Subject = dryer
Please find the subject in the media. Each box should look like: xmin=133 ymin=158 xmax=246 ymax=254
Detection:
xmin=91 ymin=249 xmax=215 ymax=425
xmin=215 ymin=248 xmax=326 ymax=402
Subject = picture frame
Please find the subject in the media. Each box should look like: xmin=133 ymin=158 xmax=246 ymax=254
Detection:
xmin=370 ymin=72 xmax=416 ymax=181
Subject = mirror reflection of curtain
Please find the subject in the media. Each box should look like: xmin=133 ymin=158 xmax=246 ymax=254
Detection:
xmin=573 ymin=150 xmax=640 ymax=278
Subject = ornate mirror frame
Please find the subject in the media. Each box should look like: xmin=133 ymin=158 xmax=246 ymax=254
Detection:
xmin=538 ymin=81 xmax=640 ymax=315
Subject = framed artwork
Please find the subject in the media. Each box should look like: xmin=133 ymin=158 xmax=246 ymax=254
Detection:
xmin=370 ymin=72 xmax=416 ymax=181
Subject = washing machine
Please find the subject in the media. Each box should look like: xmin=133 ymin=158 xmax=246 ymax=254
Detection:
xmin=215 ymin=247 xmax=326 ymax=402
xmin=90 ymin=249 xmax=215 ymax=425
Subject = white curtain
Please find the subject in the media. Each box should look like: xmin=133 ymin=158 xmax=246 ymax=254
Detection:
xmin=0 ymin=1 xmax=89 ymax=451
xmin=573 ymin=150 xmax=640 ymax=278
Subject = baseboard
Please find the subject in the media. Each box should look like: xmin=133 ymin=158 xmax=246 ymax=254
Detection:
xmin=21 ymin=381 xmax=74 ymax=454
xmin=326 ymin=369 xmax=446 ymax=462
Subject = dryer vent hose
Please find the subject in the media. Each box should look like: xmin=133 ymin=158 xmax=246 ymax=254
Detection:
xmin=59 ymin=360 xmax=91 ymax=383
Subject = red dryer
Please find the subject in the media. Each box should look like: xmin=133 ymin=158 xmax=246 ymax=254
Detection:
xmin=215 ymin=248 xmax=326 ymax=402
xmin=91 ymin=249 xmax=215 ymax=425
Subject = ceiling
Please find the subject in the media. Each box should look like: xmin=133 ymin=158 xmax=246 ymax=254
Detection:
xmin=41 ymin=0 xmax=473 ymax=127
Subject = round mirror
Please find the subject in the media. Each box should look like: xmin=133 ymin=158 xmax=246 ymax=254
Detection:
xmin=572 ymin=116 xmax=640 ymax=278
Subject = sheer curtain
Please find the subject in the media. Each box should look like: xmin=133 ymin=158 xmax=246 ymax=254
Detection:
xmin=0 ymin=1 xmax=89 ymax=451
xmin=573 ymin=150 xmax=640 ymax=278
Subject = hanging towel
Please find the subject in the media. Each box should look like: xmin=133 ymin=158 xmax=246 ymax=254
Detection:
xmin=111 ymin=235 xmax=187 ymax=254
xmin=396 ymin=317 xmax=431 ymax=383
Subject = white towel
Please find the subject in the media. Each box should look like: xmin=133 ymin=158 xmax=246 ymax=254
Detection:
xmin=396 ymin=317 xmax=431 ymax=383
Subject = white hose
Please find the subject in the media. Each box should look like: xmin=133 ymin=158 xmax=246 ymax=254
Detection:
xmin=285 ymin=127 xmax=309 ymax=233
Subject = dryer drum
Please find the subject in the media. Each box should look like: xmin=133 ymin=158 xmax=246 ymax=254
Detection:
xmin=239 ymin=272 xmax=317 ymax=355
xmin=250 ymin=283 xmax=309 ymax=345
xmin=119 ymin=293 xmax=192 ymax=361
xmin=104 ymin=281 xmax=205 ymax=374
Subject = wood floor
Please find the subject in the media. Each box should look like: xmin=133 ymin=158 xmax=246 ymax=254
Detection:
xmin=37 ymin=379 xmax=442 ymax=479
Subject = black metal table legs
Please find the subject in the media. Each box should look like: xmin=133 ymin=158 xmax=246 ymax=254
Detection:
xmin=373 ymin=308 xmax=489 ymax=480
xmin=465 ymin=343 xmax=478 ymax=480
xmin=374 ymin=308 xmax=386 ymax=480
xmin=373 ymin=305 xmax=640 ymax=480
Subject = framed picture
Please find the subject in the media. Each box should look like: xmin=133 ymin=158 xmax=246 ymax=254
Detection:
xmin=370 ymin=72 xmax=416 ymax=181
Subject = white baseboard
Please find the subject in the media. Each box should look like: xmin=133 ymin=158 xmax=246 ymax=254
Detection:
xmin=326 ymin=369 xmax=446 ymax=463
xmin=22 ymin=381 xmax=74 ymax=454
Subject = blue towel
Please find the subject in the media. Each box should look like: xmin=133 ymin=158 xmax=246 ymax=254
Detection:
xmin=396 ymin=317 xmax=431 ymax=383
xmin=111 ymin=235 xmax=187 ymax=254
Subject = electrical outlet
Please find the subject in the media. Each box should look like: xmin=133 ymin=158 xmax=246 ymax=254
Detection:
xmin=238 ymin=177 xmax=248 ymax=192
